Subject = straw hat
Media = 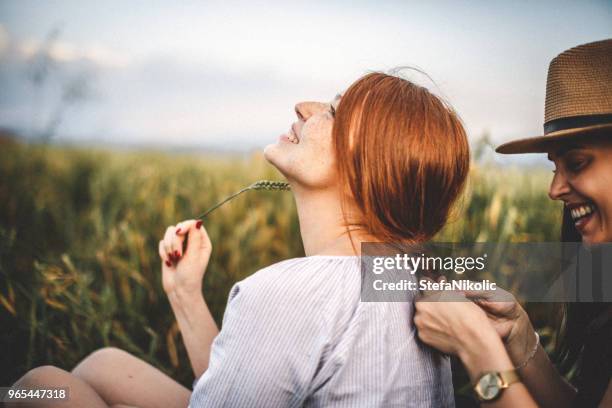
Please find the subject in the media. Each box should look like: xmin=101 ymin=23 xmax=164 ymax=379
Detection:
xmin=496 ymin=39 xmax=612 ymax=154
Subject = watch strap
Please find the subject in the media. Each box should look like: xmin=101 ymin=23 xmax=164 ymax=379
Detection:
xmin=498 ymin=369 xmax=520 ymax=388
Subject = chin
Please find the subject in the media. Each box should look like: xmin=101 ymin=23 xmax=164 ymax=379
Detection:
xmin=263 ymin=143 xmax=293 ymax=178
xmin=263 ymin=143 xmax=283 ymax=167
xmin=263 ymin=143 xmax=276 ymax=163
xmin=580 ymin=230 xmax=610 ymax=245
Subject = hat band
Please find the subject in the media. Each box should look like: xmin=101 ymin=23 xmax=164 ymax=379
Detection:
xmin=544 ymin=113 xmax=612 ymax=134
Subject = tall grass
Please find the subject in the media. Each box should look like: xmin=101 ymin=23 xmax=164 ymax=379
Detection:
xmin=0 ymin=140 xmax=561 ymax=392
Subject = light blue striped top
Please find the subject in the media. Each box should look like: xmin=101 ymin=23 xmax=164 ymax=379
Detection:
xmin=189 ymin=256 xmax=454 ymax=407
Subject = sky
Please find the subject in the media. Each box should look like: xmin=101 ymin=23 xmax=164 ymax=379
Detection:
xmin=0 ymin=0 xmax=611 ymax=158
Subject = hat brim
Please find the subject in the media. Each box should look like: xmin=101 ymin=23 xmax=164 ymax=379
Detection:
xmin=495 ymin=124 xmax=612 ymax=154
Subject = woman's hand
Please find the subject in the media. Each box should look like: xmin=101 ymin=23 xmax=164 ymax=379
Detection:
xmin=414 ymin=289 xmax=500 ymax=358
xmin=158 ymin=219 xmax=212 ymax=299
xmin=415 ymin=288 xmax=519 ymax=386
xmin=463 ymin=286 xmax=536 ymax=367
xmin=158 ymin=219 xmax=218 ymax=377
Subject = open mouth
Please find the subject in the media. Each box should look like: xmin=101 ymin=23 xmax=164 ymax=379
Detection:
xmin=569 ymin=202 xmax=597 ymax=229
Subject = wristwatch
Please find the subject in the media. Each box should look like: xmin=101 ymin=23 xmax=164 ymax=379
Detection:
xmin=473 ymin=369 xmax=520 ymax=402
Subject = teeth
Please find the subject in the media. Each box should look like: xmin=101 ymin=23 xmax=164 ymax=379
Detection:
xmin=570 ymin=204 xmax=595 ymax=221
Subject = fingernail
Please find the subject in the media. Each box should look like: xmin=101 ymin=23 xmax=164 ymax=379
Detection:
xmin=196 ymin=220 xmax=203 ymax=229
xmin=165 ymin=260 xmax=172 ymax=267
xmin=174 ymin=250 xmax=180 ymax=258
xmin=176 ymin=228 xmax=182 ymax=235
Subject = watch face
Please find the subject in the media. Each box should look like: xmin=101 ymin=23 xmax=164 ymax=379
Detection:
xmin=476 ymin=372 xmax=502 ymax=401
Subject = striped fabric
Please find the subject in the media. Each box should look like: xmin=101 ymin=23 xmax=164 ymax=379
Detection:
xmin=189 ymin=256 xmax=454 ymax=407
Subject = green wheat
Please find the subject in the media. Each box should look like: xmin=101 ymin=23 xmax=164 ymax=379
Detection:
xmin=196 ymin=180 xmax=291 ymax=219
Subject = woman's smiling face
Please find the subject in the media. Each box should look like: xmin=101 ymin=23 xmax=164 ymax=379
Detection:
xmin=548 ymin=137 xmax=612 ymax=244
xmin=264 ymin=95 xmax=341 ymax=190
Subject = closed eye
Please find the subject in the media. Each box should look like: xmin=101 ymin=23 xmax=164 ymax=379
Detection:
xmin=329 ymin=103 xmax=336 ymax=118
xmin=564 ymin=153 xmax=591 ymax=173
xmin=567 ymin=160 xmax=587 ymax=172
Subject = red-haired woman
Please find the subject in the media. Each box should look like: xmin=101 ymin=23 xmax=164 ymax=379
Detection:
xmin=14 ymin=72 xmax=469 ymax=407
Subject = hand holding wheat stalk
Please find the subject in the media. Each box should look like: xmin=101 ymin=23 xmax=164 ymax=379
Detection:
xmin=195 ymin=180 xmax=290 ymax=219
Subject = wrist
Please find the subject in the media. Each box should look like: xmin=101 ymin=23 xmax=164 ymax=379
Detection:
xmin=459 ymin=328 xmax=514 ymax=383
xmin=515 ymin=332 xmax=539 ymax=371
xmin=505 ymin=310 xmax=536 ymax=365
xmin=167 ymin=287 xmax=205 ymax=309
xmin=457 ymin=320 xmax=498 ymax=359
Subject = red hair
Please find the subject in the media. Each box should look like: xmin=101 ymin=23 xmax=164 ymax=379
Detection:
xmin=333 ymin=72 xmax=469 ymax=245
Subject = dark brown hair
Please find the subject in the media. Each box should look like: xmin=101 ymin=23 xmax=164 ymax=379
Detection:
xmin=555 ymin=208 xmax=611 ymax=406
xmin=332 ymin=72 xmax=470 ymax=248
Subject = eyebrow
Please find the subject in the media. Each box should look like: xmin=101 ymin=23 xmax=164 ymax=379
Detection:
xmin=549 ymin=144 xmax=585 ymax=160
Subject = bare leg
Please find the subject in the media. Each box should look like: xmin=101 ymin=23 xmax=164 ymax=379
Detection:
xmin=71 ymin=347 xmax=190 ymax=408
xmin=10 ymin=365 xmax=108 ymax=408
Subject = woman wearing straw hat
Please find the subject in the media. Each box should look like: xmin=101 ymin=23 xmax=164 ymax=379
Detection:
xmin=414 ymin=39 xmax=612 ymax=407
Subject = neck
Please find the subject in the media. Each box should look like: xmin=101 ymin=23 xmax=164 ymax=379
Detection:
xmin=292 ymin=185 xmax=373 ymax=256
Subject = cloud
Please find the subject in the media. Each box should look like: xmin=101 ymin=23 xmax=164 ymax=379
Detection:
xmin=10 ymin=35 xmax=131 ymax=69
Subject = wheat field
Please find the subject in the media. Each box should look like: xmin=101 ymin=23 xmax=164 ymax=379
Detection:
xmin=0 ymin=139 xmax=562 ymax=399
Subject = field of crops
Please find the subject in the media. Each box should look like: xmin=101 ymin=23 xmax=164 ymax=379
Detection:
xmin=0 ymin=139 xmax=563 ymax=396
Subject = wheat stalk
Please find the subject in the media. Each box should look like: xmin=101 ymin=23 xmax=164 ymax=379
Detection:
xmin=196 ymin=180 xmax=290 ymax=219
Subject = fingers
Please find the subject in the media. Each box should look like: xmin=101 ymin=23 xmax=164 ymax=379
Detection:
xmin=159 ymin=219 xmax=211 ymax=267
xmin=418 ymin=277 xmax=470 ymax=303
xmin=174 ymin=219 xmax=202 ymax=236
xmin=162 ymin=225 xmax=182 ymax=263
xmin=463 ymin=287 xmax=515 ymax=303
xmin=175 ymin=219 xmax=202 ymax=255
xmin=184 ymin=220 xmax=212 ymax=260
xmin=160 ymin=222 xmax=188 ymax=265
xmin=462 ymin=284 xmax=514 ymax=301
xmin=158 ymin=240 xmax=172 ymax=268
xmin=417 ymin=276 xmax=441 ymax=301
xmin=462 ymin=287 xmax=497 ymax=300
xmin=418 ymin=276 xmax=453 ymax=301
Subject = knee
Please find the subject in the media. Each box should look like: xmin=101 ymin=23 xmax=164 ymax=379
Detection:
xmin=15 ymin=365 xmax=68 ymax=388
xmin=72 ymin=347 xmax=130 ymax=379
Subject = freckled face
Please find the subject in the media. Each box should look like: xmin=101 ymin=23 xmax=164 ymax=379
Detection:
xmin=547 ymin=138 xmax=612 ymax=244
xmin=264 ymin=95 xmax=341 ymax=189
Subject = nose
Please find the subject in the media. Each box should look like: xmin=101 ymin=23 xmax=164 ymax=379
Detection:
xmin=295 ymin=101 xmax=327 ymax=121
xmin=548 ymin=170 xmax=571 ymax=201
